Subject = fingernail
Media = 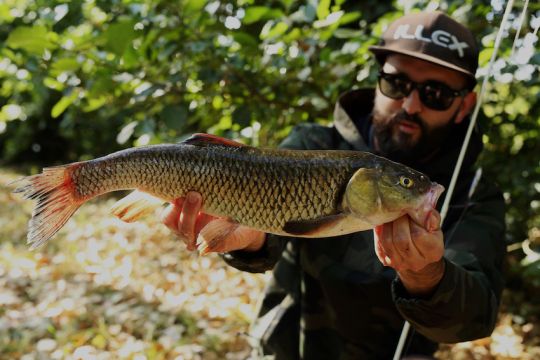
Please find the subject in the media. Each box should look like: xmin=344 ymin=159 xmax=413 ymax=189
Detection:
xmin=384 ymin=256 xmax=391 ymax=266
xmin=187 ymin=192 xmax=199 ymax=204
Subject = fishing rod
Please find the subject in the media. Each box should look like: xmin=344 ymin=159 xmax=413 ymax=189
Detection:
xmin=392 ymin=0 xmax=521 ymax=358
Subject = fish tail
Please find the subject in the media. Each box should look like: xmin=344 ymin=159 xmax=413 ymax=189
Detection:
xmin=12 ymin=165 xmax=82 ymax=249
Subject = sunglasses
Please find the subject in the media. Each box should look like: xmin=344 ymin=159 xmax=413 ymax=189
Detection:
xmin=378 ymin=71 xmax=469 ymax=111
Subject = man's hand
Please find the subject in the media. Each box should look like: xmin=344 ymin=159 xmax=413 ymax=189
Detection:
xmin=373 ymin=211 xmax=445 ymax=296
xmin=160 ymin=191 xmax=266 ymax=254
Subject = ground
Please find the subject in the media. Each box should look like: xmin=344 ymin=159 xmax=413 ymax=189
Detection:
xmin=1 ymin=169 xmax=538 ymax=359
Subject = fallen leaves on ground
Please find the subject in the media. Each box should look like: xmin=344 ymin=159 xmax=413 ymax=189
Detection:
xmin=1 ymin=169 xmax=539 ymax=359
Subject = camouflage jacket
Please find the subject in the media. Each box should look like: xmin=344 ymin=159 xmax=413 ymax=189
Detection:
xmin=222 ymin=89 xmax=506 ymax=359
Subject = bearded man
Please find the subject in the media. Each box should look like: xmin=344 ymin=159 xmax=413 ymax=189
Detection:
xmin=162 ymin=11 xmax=506 ymax=360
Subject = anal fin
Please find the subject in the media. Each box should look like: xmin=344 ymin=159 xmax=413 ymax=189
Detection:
xmin=111 ymin=190 xmax=164 ymax=223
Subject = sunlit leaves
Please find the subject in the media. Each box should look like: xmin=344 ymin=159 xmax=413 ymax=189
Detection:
xmin=243 ymin=6 xmax=284 ymax=24
xmin=100 ymin=19 xmax=139 ymax=56
xmin=51 ymin=90 xmax=79 ymax=118
xmin=6 ymin=25 xmax=58 ymax=55
xmin=51 ymin=57 xmax=81 ymax=74
xmin=316 ymin=0 xmax=331 ymax=20
xmin=183 ymin=0 xmax=207 ymax=14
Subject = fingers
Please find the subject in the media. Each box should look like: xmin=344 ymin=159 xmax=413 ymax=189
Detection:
xmin=179 ymin=192 xmax=202 ymax=250
xmin=375 ymin=215 xmax=424 ymax=272
xmin=425 ymin=210 xmax=441 ymax=232
xmin=373 ymin=225 xmax=389 ymax=266
xmin=409 ymin=219 xmax=444 ymax=264
xmin=159 ymin=192 xmax=215 ymax=251
xmin=161 ymin=198 xmax=184 ymax=233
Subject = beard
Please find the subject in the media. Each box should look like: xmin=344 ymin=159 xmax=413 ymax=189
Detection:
xmin=371 ymin=108 xmax=459 ymax=167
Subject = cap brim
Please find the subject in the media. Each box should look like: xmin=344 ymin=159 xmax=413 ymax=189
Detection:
xmin=369 ymin=45 xmax=476 ymax=81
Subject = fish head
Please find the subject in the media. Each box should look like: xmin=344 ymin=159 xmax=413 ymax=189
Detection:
xmin=344 ymin=160 xmax=444 ymax=227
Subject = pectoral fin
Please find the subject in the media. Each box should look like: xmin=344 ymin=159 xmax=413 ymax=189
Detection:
xmin=111 ymin=190 xmax=164 ymax=223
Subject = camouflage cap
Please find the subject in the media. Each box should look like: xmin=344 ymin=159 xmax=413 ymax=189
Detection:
xmin=369 ymin=11 xmax=479 ymax=84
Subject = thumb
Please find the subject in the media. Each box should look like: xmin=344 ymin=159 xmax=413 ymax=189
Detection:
xmin=425 ymin=211 xmax=441 ymax=233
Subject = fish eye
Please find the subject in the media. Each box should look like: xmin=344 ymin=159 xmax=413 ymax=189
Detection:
xmin=399 ymin=176 xmax=414 ymax=188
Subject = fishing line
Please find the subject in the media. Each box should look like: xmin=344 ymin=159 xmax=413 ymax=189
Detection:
xmin=511 ymin=0 xmax=530 ymax=59
xmin=393 ymin=0 xmax=518 ymax=358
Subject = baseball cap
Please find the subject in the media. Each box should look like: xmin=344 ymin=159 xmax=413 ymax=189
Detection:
xmin=369 ymin=11 xmax=479 ymax=86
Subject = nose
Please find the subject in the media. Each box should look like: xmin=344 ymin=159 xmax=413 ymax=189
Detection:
xmin=402 ymin=89 xmax=423 ymax=114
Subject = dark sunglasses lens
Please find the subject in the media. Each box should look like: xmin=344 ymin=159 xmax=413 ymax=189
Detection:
xmin=419 ymin=83 xmax=454 ymax=110
xmin=379 ymin=75 xmax=407 ymax=99
xmin=379 ymin=73 xmax=459 ymax=110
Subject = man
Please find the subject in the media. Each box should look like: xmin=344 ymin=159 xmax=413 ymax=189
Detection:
xmin=161 ymin=11 xmax=506 ymax=359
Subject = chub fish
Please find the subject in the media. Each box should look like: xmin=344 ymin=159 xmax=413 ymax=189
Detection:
xmin=13 ymin=133 xmax=444 ymax=249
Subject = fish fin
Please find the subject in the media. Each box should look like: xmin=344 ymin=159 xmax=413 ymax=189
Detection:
xmin=111 ymin=190 xmax=165 ymax=223
xmin=195 ymin=219 xmax=239 ymax=255
xmin=12 ymin=165 xmax=82 ymax=249
xmin=182 ymin=133 xmax=246 ymax=148
xmin=283 ymin=214 xmax=348 ymax=236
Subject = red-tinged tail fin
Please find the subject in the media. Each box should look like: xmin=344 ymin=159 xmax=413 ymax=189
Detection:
xmin=12 ymin=165 xmax=81 ymax=249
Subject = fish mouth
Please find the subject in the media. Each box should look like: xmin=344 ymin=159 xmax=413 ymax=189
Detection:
xmin=407 ymin=182 xmax=445 ymax=226
xmin=426 ymin=182 xmax=445 ymax=209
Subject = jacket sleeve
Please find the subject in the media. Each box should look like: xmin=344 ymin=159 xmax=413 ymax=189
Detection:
xmin=221 ymin=124 xmax=338 ymax=272
xmin=221 ymin=234 xmax=288 ymax=273
xmin=392 ymin=178 xmax=506 ymax=343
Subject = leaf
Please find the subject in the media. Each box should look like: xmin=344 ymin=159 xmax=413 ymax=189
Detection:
xmin=116 ymin=121 xmax=138 ymax=144
xmin=334 ymin=29 xmax=363 ymax=39
xmin=339 ymin=12 xmax=361 ymax=25
xmin=479 ymin=48 xmax=494 ymax=67
xmin=6 ymin=26 xmax=57 ymax=55
xmin=243 ymin=7 xmax=284 ymax=25
xmin=121 ymin=46 xmax=139 ymax=68
xmin=51 ymin=58 xmax=81 ymax=74
xmin=261 ymin=22 xmax=289 ymax=40
xmin=316 ymin=0 xmax=330 ymax=20
xmin=101 ymin=20 xmax=138 ymax=56
xmin=0 ymin=4 xmax=14 ymax=23
xmin=233 ymin=32 xmax=258 ymax=47
xmin=91 ymin=334 xmax=107 ymax=349
xmin=44 ymin=77 xmax=66 ymax=91
xmin=184 ymin=0 xmax=206 ymax=14
xmin=83 ymin=97 xmax=108 ymax=112
xmin=51 ymin=91 xmax=79 ymax=118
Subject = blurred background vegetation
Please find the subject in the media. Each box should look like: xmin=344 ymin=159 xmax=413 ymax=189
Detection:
xmin=0 ymin=0 xmax=539 ymax=358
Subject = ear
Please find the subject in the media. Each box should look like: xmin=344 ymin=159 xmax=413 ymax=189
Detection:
xmin=454 ymin=91 xmax=477 ymax=124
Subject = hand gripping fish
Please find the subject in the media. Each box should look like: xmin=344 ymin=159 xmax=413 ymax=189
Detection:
xmin=13 ymin=133 xmax=444 ymax=249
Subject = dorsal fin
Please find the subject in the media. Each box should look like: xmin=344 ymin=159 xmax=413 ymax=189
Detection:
xmin=182 ymin=133 xmax=246 ymax=148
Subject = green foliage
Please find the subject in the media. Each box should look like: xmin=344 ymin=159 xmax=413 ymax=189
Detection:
xmin=0 ymin=0 xmax=538 ymax=246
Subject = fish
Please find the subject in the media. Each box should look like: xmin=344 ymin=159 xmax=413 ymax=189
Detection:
xmin=12 ymin=133 xmax=444 ymax=249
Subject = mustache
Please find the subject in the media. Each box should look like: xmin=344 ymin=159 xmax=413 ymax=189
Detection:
xmin=390 ymin=111 xmax=423 ymax=128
